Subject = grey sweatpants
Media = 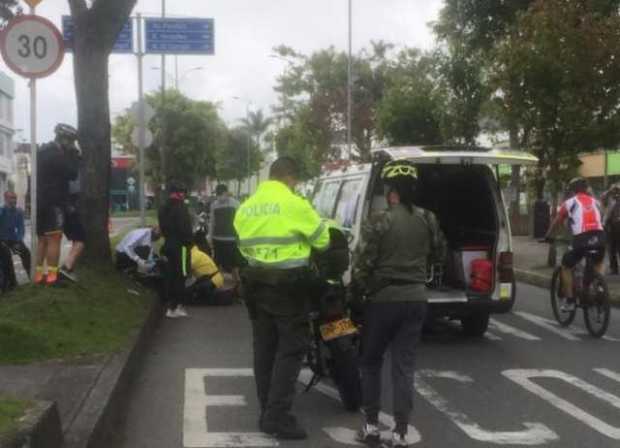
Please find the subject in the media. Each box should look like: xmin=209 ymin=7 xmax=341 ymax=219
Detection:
xmin=360 ymin=301 xmax=427 ymax=432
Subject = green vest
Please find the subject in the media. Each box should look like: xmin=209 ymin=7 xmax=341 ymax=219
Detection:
xmin=234 ymin=180 xmax=330 ymax=269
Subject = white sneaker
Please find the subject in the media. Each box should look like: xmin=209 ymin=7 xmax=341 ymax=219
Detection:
xmin=391 ymin=431 xmax=411 ymax=447
xmin=175 ymin=306 xmax=188 ymax=317
xmin=357 ymin=423 xmax=381 ymax=446
xmin=560 ymin=298 xmax=576 ymax=313
xmin=166 ymin=309 xmax=181 ymax=318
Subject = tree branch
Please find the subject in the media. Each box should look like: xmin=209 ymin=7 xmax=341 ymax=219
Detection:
xmin=67 ymin=0 xmax=88 ymax=16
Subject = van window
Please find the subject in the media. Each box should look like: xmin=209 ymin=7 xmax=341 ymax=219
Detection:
xmin=334 ymin=178 xmax=362 ymax=229
xmin=313 ymin=180 xmax=341 ymax=218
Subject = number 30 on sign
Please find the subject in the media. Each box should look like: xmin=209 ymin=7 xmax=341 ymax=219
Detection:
xmin=0 ymin=15 xmax=65 ymax=79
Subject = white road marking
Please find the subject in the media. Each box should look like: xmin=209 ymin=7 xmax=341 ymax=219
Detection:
xmin=415 ymin=370 xmax=558 ymax=445
xmin=485 ymin=332 xmax=503 ymax=341
xmin=489 ymin=319 xmax=541 ymax=341
xmin=594 ymin=368 xmax=620 ymax=383
xmin=183 ymin=368 xmax=278 ymax=448
xmin=298 ymin=369 xmax=422 ymax=445
xmin=503 ymin=369 xmax=620 ymax=439
xmin=514 ymin=311 xmax=581 ymax=341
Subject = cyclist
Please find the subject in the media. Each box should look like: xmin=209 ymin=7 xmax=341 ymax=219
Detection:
xmin=545 ymin=177 xmax=606 ymax=311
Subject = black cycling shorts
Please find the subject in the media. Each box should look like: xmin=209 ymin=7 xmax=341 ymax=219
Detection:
xmin=64 ymin=209 xmax=86 ymax=242
xmin=37 ymin=205 xmax=64 ymax=236
xmin=562 ymin=230 xmax=606 ymax=268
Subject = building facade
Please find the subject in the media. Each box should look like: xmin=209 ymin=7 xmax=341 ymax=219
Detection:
xmin=0 ymin=71 xmax=15 ymax=199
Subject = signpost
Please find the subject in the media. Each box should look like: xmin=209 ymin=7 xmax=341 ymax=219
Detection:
xmin=145 ymin=18 xmax=214 ymax=54
xmin=62 ymin=16 xmax=133 ymax=53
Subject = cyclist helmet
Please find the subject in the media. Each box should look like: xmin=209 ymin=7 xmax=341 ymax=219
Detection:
xmin=54 ymin=123 xmax=78 ymax=141
xmin=568 ymin=177 xmax=589 ymax=194
xmin=380 ymin=160 xmax=417 ymax=182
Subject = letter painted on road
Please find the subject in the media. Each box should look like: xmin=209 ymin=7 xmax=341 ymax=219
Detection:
xmin=416 ymin=370 xmax=558 ymax=445
xmin=183 ymin=368 xmax=279 ymax=447
xmin=504 ymin=369 xmax=620 ymax=440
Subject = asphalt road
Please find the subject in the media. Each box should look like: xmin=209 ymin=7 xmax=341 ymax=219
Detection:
xmin=119 ymin=283 xmax=620 ymax=448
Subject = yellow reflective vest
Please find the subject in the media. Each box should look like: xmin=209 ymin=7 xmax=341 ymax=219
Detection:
xmin=234 ymin=180 xmax=330 ymax=269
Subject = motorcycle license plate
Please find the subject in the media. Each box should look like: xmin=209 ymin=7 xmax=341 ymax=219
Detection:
xmin=320 ymin=318 xmax=358 ymax=341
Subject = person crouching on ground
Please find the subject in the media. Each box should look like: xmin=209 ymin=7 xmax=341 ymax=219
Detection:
xmin=115 ymin=226 xmax=162 ymax=273
xmin=187 ymin=238 xmax=234 ymax=306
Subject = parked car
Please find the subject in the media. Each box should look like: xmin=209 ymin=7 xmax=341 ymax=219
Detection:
xmin=312 ymin=145 xmax=538 ymax=336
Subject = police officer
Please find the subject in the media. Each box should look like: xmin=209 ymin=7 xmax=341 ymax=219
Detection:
xmin=234 ymin=157 xmax=330 ymax=440
xmin=351 ymin=160 xmax=446 ymax=448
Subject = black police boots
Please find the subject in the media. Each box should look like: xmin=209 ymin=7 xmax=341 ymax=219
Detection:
xmin=260 ymin=413 xmax=307 ymax=440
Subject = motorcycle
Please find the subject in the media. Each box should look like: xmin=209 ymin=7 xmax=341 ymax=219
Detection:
xmin=304 ymin=227 xmax=362 ymax=411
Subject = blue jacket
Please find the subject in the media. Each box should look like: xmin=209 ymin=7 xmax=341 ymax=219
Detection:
xmin=0 ymin=206 xmax=25 ymax=242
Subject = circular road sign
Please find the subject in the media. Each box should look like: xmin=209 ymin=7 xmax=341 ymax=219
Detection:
xmin=0 ymin=15 xmax=64 ymax=79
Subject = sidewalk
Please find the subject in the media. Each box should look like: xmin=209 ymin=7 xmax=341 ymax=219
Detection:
xmin=512 ymin=235 xmax=620 ymax=303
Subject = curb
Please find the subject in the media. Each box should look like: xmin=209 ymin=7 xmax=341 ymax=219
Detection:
xmin=0 ymin=401 xmax=63 ymax=448
xmin=515 ymin=268 xmax=620 ymax=304
xmin=63 ymin=296 xmax=163 ymax=448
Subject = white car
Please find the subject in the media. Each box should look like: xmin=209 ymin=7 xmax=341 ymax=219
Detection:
xmin=312 ymin=145 xmax=538 ymax=336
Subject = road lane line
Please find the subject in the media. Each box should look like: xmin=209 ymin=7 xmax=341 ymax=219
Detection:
xmin=489 ymin=319 xmax=541 ymax=341
xmin=298 ymin=369 xmax=422 ymax=445
xmin=503 ymin=369 xmax=620 ymax=439
xmin=415 ymin=370 xmax=558 ymax=445
xmin=514 ymin=311 xmax=580 ymax=341
xmin=594 ymin=368 xmax=620 ymax=382
xmin=183 ymin=368 xmax=278 ymax=448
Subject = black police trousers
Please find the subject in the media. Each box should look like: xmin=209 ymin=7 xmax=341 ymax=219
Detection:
xmin=248 ymin=284 xmax=309 ymax=423
xmin=361 ymin=300 xmax=427 ymax=433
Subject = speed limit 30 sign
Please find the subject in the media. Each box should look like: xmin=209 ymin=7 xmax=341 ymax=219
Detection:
xmin=0 ymin=14 xmax=64 ymax=79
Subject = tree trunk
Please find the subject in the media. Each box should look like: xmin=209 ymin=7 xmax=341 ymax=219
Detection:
xmin=74 ymin=41 xmax=112 ymax=263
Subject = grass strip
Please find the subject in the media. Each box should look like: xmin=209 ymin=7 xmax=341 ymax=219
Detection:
xmin=0 ymin=397 xmax=30 ymax=434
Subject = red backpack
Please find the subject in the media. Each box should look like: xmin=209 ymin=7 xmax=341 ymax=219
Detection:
xmin=470 ymin=259 xmax=493 ymax=293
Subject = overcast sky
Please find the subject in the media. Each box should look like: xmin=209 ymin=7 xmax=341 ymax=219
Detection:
xmin=2 ymin=0 xmax=444 ymax=143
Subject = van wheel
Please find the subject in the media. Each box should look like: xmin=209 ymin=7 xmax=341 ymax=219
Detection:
xmin=461 ymin=312 xmax=490 ymax=337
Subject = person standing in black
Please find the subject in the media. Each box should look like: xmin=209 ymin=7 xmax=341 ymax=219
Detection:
xmin=602 ymin=184 xmax=620 ymax=274
xmin=158 ymin=183 xmax=193 ymax=318
xmin=35 ymin=124 xmax=80 ymax=285
xmin=208 ymin=184 xmax=241 ymax=287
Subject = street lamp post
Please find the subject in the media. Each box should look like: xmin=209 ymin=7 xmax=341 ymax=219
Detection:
xmin=233 ymin=97 xmax=253 ymax=195
xmin=152 ymin=65 xmax=204 ymax=92
xmin=347 ymin=0 xmax=353 ymax=160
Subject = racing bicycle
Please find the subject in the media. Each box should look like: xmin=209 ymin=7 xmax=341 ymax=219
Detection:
xmin=546 ymin=238 xmax=611 ymax=338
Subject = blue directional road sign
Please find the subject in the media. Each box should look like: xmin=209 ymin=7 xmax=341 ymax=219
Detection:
xmin=145 ymin=18 xmax=214 ymax=55
xmin=62 ymin=16 xmax=133 ymax=53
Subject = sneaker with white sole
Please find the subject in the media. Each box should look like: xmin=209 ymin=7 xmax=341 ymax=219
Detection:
xmin=175 ymin=306 xmax=188 ymax=317
xmin=391 ymin=431 xmax=410 ymax=447
xmin=59 ymin=266 xmax=78 ymax=282
xmin=357 ymin=423 xmax=381 ymax=446
xmin=166 ymin=309 xmax=181 ymax=318
xmin=560 ymin=298 xmax=576 ymax=313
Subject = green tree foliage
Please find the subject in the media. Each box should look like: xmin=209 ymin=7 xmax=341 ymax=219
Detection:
xmin=112 ymin=90 xmax=226 ymax=190
xmin=376 ymin=49 xmax=442 ymax=145
xmin=0 ymin=0 xmax=19 ymax=25
xmin=215 ymin=127 xmax=261 ymax=193
xmin=491 ymin=0 xmax=620 ymax=197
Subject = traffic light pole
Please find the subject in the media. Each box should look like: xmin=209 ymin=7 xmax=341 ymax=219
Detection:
xmin=29 ymin=4 xmax=38 ymax=280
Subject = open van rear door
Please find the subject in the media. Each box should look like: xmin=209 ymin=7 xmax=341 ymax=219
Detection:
xmin=372 ymin=146 xmax=538 ymax=166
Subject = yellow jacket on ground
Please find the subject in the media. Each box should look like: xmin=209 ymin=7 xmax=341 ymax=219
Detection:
xmin=190 ymin=246 xmax=224 ymax=288
xmin=234 ymin=180 xmax=330 ymax=269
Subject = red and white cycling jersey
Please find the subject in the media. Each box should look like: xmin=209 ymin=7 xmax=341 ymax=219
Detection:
xmin=558 ymin=193 xmax=603 ymax=235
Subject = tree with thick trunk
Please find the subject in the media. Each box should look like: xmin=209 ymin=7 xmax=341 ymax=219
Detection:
xmin=68 ymin=0 xmax=137 ymax=263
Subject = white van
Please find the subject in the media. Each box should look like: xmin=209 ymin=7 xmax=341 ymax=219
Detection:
xmin=312 ymin=145 xmax=538 ymax=336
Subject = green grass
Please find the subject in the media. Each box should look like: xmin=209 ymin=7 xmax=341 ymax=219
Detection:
xmin=0 ymin=266 xmax=152 ymax=365
xmin=0 ymin=397 xmax=30 ymax=434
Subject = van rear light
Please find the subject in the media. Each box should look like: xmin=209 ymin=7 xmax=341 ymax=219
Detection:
xmin=498 ymin=251 xmax=514 ymax=282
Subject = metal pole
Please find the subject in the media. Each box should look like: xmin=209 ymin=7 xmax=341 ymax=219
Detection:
xmin=29 ymin=4 xmax=37 ymax=280
xmin=137 ymin=14 xmax=146 ymax=226
xmin=347 ymin=0 xmax=352 ymax=160
xmin=160 ymin=0 xmax=167 ymax=189
xmin=246 ymin=103 xmax=250 ymax=195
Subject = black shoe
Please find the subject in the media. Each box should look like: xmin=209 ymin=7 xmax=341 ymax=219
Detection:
xmin=59 ymin=266 xmax=78 ymax=282
xmin=357 ymin=423 xmax=382 ymax=447
xmin=260 ymin=414 xmax=307 ymax=440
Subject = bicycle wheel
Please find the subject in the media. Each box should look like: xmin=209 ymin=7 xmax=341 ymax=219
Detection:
xmin=550 ymin=267 xmax=576 ymax=326
xmin=583 ymin=272 xmax=610 ymax=338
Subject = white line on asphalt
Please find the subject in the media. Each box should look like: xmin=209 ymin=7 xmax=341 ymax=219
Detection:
xmin=298 ymin=369 xmax=423 ymax=445
xmin=415 ymin=370 xmax=558 ymax=445
xmin=489 ymin=319 xmax=541 ymax=341
xmin=594 ymin=368 xmax=620 ymax=383
xmin=503 ymin=369 xmax=620 ymax=440
xmin=514 ymin=311 xmax=581 ymax=341
xmin=485 ymin=332 xmax=503 ymax=341
xmin=183 ymin=368 xmax=278 ymax=448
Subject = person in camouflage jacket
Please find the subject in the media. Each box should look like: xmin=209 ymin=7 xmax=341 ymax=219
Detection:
xmin=351 ymin=160 xmax=446 ymax=448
